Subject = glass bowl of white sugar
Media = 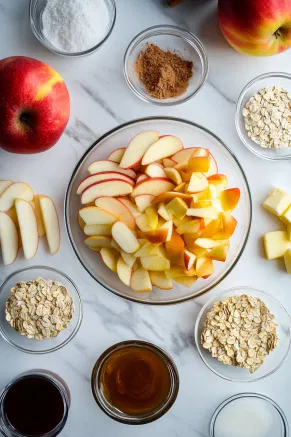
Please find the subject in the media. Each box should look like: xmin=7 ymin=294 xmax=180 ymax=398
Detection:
xmin=29 ymin=0 xmax=116 ymax=57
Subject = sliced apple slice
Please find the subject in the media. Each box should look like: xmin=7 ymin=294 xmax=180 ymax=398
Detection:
xmin=187 ymin=206 xmax=219 ymax=220
xmin=134 ymin=241 xmax=159 ymax=257
xmin=132 ymin=178 xmax=175 ymax=198
xmin=77 ymin=172 xmax=134 ymax=195
xmin=88 ymin=160 xmax=136 ymax=178
xmin=136 ymin=214 xmax=152 ymax=232
xmin=208 ymin=174 xmax=228 ymax=190
xmin=84 ymin=224 xmax=112 ymax=236
xmin=138 ymin=221 xmax=173 ymax=244
xmin=174 ymin=182 xmax=186 ymax=193
xmin=184 ymin=249 xmax=196 ymax=270
xmin=204 ymin=153 xmax=218 ymax=178
xmin=188 ymin=173 xmax=209 ymax=193
xmin=163 ymin=158 xmax=176 ymax=168
xmin=207 ymin=245 xmax=229 ymax=262
xmin=195 ymin=238 xmax=229 ymax=249
xmin=79 ymin=207 xmax=116 ymax=225
xmin=142 ymin=136 xmax=183 ymax=165
xmin=119 ymin=131 xmax=159 ymax=169
xmin=6 ymin=207 xmax=18 ymax=228
xmin=164 ymin=167 xmax=182 ymax=185
xmin=84 ymin=235 xmax=112 ymax=248
xmin=81 ymin=179 xmax=133 ymax=204
xmin=187 ymin=156 xmax=210 ymax=173
xmin=135 ymin=194 xmax=155 ymax=212
xmin=38 ymin=196 xmax=60 ymax=255
xmin=196 ymin=257 xmax=214 ymax=278
xmin=0 ymin=180 xmax=13 ymax=196
xmin=140 ymin=255 xmax=170 ymax=271
xmin=107 ymin=147 xmax=126 ymax=163
xmin=120 ymin=250 xmax=136 ymax=268
xmin=118 ymin=197 xmax=141 ymax=218
xmin=100 ymin=248 xmax=118 ymax=272
xmin=31 ymin=195 xmax=46 ymax=237
xmin=95 ymin=197 xmax=135 ymax=230
xmin=149 ymin=272 xmax=173 ymax=290
xmin=158 ymin=203 xmax=172 ymax=221
xmin=136 ymin=174 xmax=148 ymax=183
xmin=176 ymin=219 xmax=201 ymax=235
xmin=220 ymin=188 xmax=240 ymax=211
xmin=199 ymin=218 xmax=222 ymax=238
xmin=212 ymin=212 xmax=237 ymax=239
xmin=0 ymin=212 xmax=18 ymax=264
xmin=174 ymin=276 xmax=198 ymax=287
xmin=165 ymin=230 xmax=185 ymax=263
xmin=145 ymin=206 xmax=158 ymax=229
xmin=145 ymin=163 xmax=166 ymax=178
xmin=171 ymin=147 xmax=198 ymax=169
xmin=166 ymin=198 xmax=188 ymax=220
xmin=0 ymin=182 xmax=34 ymax=212
xmin=152 ymin=191 xmax=192 ymax=207
xmin=15 ymin=199 xmax=38 ymax=259
xmin=116 ymin=257 xmax=132 ymax=286
xmin=112 ymin=221 xmax=140 ymax=253
xmin=131 ymin=268 xmax=152 ymax=292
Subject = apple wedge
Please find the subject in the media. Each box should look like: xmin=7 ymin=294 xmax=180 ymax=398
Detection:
xmin=149 ymin=271 xmax=173 ymax=290
xmin=207 ymin=245 xmax=229 ymax=262
xmin=145 ymin=206 xmax=158 ymax=229
xmin=135 ymin=194 xmax=155 ymax=212
xmin=39 ymin=196 xmax=60 ymax=255
xmin=134 ymin=241 xmax=159 ymax=257
xmin=132 ymin=178 xmax=175 ymax=198
xmin=212 ymin=213 xmax=237 ymax=239
xmin=84 ymin=224 xmax=112 ymax=236
xmin=145 ymin=163 xmax=166 ymax=178
xmin=187 ymin=206 xmax=219 ymax=220
xmin=6 ymin=207 xmax=19 ymax=228
xmin=138 ymin=221 xmax=173 ymax=243
xmin=174 ymin=276 xmax=198 ymax=287
xmin=131 ymin=268 xmax=152 ymax=292
xmin=118 ymin=197 xmax=141 ymax=218
xmin=166 ymin=198 xmax=188 ymax=220
xmin=163 ymin=158 xmax=176 ymax=167
xmin=187 ymin=156 xmax=210 ymax=173
xmin=176 ymin=219 xmax=201 ymax=235
xmin=165 ymin=230 xmax=184 ymax=263
xmin=152 ymin=191 xmax=192 ymax=206
xmin=188 ymin=173 xmax=209 ymax=193
xmin=81 ymin=179 xmax=133 ymax=204
xmin=31 ymin=195 xmax=46 ymax=237
xmin=142 ymin=136 xmax=183 ymax=165
xmin=84 ymin=235 xmax=112 ymax=248
xmin=79 ymin=206 xmax=116 ymax=225
xmin=0 ymin=180 xmax=13 ymax=196
xmin=119 ymin=131 xmax=159 ymax=169
xmin=0 ymin=212 xmax=18 ymax=265
xmin=117 ymin=257 xmax=132 ymax=286
xmin=158 ymin=203 xmax=172 ymax=221
xmin=107 ymin=147 xmax=126 ymax=163
xmin=100 ymin=248 xmax=119 ymax=272
xmin=95 ymin=197 xmax=135 ymax=230
xmin=88 ymin=160 xmax=136 ymax=178
xmin=196 ymin=257 xmax=214 ymax=278
xmin=77 ymin=172 xmax=135 ymax=195
xmin=112 ymin=221 xmax=140 ymax=253
xmin=220 ymin=188 xmax=240 ymax=211
xmin=15 ymin=199 xmax=38 ymax=259
xmin=195 ymin=238 xmax=229 ymax=249
xmin=140 ymin=255 xmax=170 ymax=271
xmin=171 ymin=147 xmax=198 ymax=169
xmin=164 ymin=167 xmax=182 ymax=185
xmin=0 ymin=182 xmax=34 ymax=212
xmin=136 ymin=174 xmax=148 ymax=183
xmin=120 ymin=250 xmax=136 ymax=268
xmin=184 ymin=249 xmax=196 ymax=270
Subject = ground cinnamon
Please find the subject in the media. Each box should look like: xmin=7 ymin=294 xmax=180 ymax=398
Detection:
xmin=135 ymin=43 xmax=193 ymax=99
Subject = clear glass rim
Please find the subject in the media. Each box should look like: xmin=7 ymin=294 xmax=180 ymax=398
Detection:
xmin=194 ymin=286 xmax=291 ymax=383
xmin=235 ymin=71 xmax=291 ymax=161
xmin=210 ymin=392 xmax=289 ymax=437
xmin=123 ymin=25 xmax=209 ymax=106
xmin=64 ymin=116 xmax=252 ymax=306
xmin=0 ymin=266 xmax=83 ymax=354
xmin=91 ymin=340 xmax=179 ymax=425
xmin=29 ymin=0 xmax=116 ymax=57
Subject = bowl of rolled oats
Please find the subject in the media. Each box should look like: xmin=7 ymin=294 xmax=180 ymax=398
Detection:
xmin=0 ymin=266 xmax=83 ymax=354
xmin=194 ymin=287 xmax=291 ymax=382
xmin=236 ymin=72 xmax=291 ymax=161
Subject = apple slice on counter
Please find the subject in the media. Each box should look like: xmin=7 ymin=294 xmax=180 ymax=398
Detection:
xmin=135 ymin=194 xmax=155 ymax=212
xmin=112 ymin=221 xmax=140 ymax=253
xmin=142 ymin=136 xmax=183 ymax=165
xmin=31 ymin=195 xmax=46 ymax=237
xmin=79 ymin=206 xmax=117 ymax=225
xmin=95 ymin=197 xmax=135 ymax=230
xmin=0 ymin=182 xmax=34 ymax=212
xmin=132 ymin=178 xmax=175 ymax=197
xmin=81 ymin=179 xmax=133 ymax=204
xmin=0 ymin=212 xmax=19 ymax=265
xmin=0 ymin=180 xmax=13 ymax=196
xmin=119 ymin=131 xmax=159 ymax=169
xmin=88 ymin=160 xmax=136 ymax=178
xmin=15 ymin=199 xmax=38 ymax=260
xmin=107 ymin=147 xmax=126 ymax=163
xmin=77 ymin=172 xmax=135 ymax=195
xmin=145 ymin=163 xmax=166 ymax=178
xmin=131 ymin=268 xmax=152 ymax=292
xmin=39 ymin=196 xmax=60 ymax=255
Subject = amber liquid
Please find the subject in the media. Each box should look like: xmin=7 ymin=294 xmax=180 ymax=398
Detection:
xmin=3 ymin=375 xmax=65 ymax=436
xmin=100 ymin=346 xmax=171 ymax=415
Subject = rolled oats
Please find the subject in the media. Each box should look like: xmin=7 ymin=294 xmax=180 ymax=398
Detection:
xmin=5 ymin=277 xmax=74 ymax=340
xmin=201 ymin=294 xmax=278 ymax=373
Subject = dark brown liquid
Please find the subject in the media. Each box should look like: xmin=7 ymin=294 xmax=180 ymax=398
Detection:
xmin=3 ymin=376 xmax=65 ymax=436
xmin=100 ymin=346 xmax=171 ymax=415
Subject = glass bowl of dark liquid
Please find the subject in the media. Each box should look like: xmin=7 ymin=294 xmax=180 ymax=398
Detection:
xmin=0 ymin=370 xmax=70 ymax=437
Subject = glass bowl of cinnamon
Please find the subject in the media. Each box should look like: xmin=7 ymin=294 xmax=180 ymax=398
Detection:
xmin=124 ymin=25 xmax=208 ymax=106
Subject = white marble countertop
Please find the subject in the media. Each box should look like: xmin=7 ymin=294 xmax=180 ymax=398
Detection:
xmin=1 ymin=1 xmax=291 ymax=436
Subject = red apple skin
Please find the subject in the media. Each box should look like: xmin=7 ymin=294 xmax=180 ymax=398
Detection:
xmin=0 ymin=56 xmax=70 ymax=154
xmin=218 ymin=0 xmax=291 ymax=56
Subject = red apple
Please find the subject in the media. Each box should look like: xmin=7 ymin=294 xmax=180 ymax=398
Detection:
xmin=0 ymin=56 xmax=70 ymax=154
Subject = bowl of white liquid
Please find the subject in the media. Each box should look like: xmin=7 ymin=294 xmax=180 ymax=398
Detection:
xmin=210 ymin=393 xmax=288 ymax=437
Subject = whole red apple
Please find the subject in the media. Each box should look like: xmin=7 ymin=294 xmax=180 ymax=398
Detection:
xmin=218 ymin=0 xmax=291 ymax=56
xmin=0 ymin=56 xmax=70 ymax=154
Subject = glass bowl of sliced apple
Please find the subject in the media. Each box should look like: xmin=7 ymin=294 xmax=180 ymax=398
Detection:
xmin=65 ymin=117 xmax=252 ymax=305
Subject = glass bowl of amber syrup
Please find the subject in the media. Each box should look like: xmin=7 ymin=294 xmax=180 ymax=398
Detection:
xmin=91 ymin=340 xmax=179 ymax=424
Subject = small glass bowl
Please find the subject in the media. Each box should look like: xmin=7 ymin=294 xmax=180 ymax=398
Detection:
xmin=0 ymin=266 xmax=83 ymax=354
xmin=194 ymin=287 xmax=291 ymax=382
xmin=210 ymin=393 xmax=288 ymax=437
xmin=91 ymin=340 xmax=179 ymax=424
xmin=235 ymin=72 xmax=291 ymax=160
xmin=29 ymin=0 xmax=116 ymax=57
xmin=124 ymin=25 xmax=208 ymax=105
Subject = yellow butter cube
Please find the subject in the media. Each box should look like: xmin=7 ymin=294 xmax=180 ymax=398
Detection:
xmin=263 ymin=231 xmax=290 ymax=260
xmin=263 ymin=188 xmax=291 ymax=216
xmin=166 ymin=198 xmax=188 ymax=220
xmin=281 ymin=205 xmax=291 ymax=225
xmin=284 ymin=249 xmax=291 ymax=273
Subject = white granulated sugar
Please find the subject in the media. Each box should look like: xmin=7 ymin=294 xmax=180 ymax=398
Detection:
xmin=42 ymin=0 xmax=110 ymax=53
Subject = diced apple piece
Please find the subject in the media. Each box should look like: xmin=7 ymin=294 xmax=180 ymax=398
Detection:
xmin=199 ymin=218 xmax=222 ymax=238
xmin=142 ymin=135 xmax=183 ymax=165
xmin=100 ymin=248 xmax=118 ymax=272
xmin=208 ymin=174 xmax=228 ymax=191
xmin=187 ymin=206 xmax=219 ymax=220
xmin=79 ymin=206 xmax=116 ymax=225
xmin=204 ymin=153 xmax=218 ymax=178
xmin=280 ymin=205 xmax=291 ymax=225
xmin=149 ymin=272 xmax=173 ymax=290
xmin=84 ymin=224 xmax=112 ymax=236
xmin=84 ymin=235 xmax=112 ymax=248
xmin=0 ymin=180 xmax=13 ymax=196
xmin=207 ymin=245 xmax=229 ymax=262
xmin=192 ymin=187 xmax=215 ymax=203
xmin=164 ymin=167 xmax=182 ymax=185
xmin=117 ymin=257 xmax=132 ymax=285
xmin=184 ymin=249 xmax=196 ymax=270
xmin=107 ymin=147 xmax=126 ymax=163
xmin=0 ymin=182 xmax=34 ymax=212
xmin=174 ymin=182 xmax=186 ymax=193
xmin=263 ymin=188 xmax=291 ymax=217
xmin=140 ymin=256 xmax=170 ymax=271
xmin=31 ymin=195 xmax=46 ymax=237
xmin=145 ymin=206 xmax=158 ymax=229
xmin=284 ymin=249 xmax=291 ymax=274
xmin=195 ymin=238 xmax=229 ymax=249
xmin=112 ymin=222 xmax=140 ymax=253
xmin=191 ymin=147 xmax=209 ymax=158
xmin=77 ymin=172 xmax=134 ymax=195
xmin=158 ymin=203 xmax=172 ymax=221
xmin=196 ymin=257 xmax=214 ymax=278
xmin=135 ymin=194 xmax=155 ymax=212
xmin=134 ymin=241 xmax=159 ymax=257
xmin=176 ymin=219 xmax=201 ymax=235
xmin=145 ymin=163 xmax=166 ymax=178
xmin=263 ymin=231 xmax=289 ymax=260
xmin=152 ymin=191 xmax=192 ymax=206
xmin=138 ymin=221 xmax=173 ymax=244
xmin=15 ymin=199 xmax=38 ymax=259
xmin=119 ymin=131 xmax=159 ymax=169
xmin=188 ymin=173 xmax=209 ymax=193
xmin=120 ymin=251 xmax=136 ymax=268
xmin=136 ymin=214 xmax=152 ymax=232
xmin=212 ymin=212 xmax=237 ymax=239
xmin=163 ymin=158 xmax=176 ymax=168
xmin=0 ymin=212 xmax=18 ymax=265
xmin=81 ymin=179 xmax=133 ymax=204
xmin=166 ymin=198 xmax=188 ymax=220
xmin=38 ymin=196 xmax=60 ymax=255
xmin=118 ymin=197 xmax=141 ymax=218
xmin=131 ymin=268 xmax=152 ymax=292
xmin=132 ymin=178 xmax=174 ymax=197
xmin=174 ymin=276 xmax=198 ymax=287
xmin=172 ymin=216 xmax=191 ymax=228
xmin=88 ymin=160 xmax=136 ymax=178
xmin=165 ymin=230 xmax=185 ymax=263
xmin=95 ymin=197 xmax=135 ymax=230
xmin=172 ymin=147 xmax=198 ymax=170
xmin=187 ymin=156 xmax=210 ymax=173
xmin=220 ymin=188 xmax=240 ymax=212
